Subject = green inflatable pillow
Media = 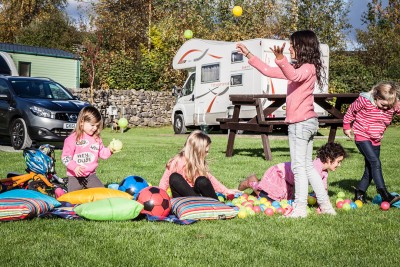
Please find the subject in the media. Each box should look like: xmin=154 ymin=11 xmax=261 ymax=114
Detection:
xmin=74 ymin=197 xmax=143 ymax=221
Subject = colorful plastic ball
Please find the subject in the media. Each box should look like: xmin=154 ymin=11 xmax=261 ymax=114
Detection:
xmin=118 ymin=118 xmax=128 ymax=128
xmin=342 ymin=203 xmax=351 ymax=211
xmin=271 ymin=201 xmax=281 ymax=208
xmin=337 ymin=191 xmax=345 ymax=199
xmin=343 ymin=199 xmax=352 ymax=204
xmin=226 ymin=201 xmax=233 ymax=206
xmin=232 ymin=5 xmax=243 ymax=17
xmin=227 ymin=194 xmax=235 ymax=201
xmin=350 ymin=202 xmax=358 ymax=209
xmin=380 ymin=201 xmax=390 ymax=211
xmin=238 ymin=209 xmax=247 ymax=219
xmin=336 ymin=201 xmax=344 ymax=209
xmin=307 ymin=195 xmax=317 ymax=205
xmin=336 ymin=198 xmax=344 ymax=204
xmin=184 ymin=29 xmax=193 ymax=39
xmin=259 ymin=204 xmax=266 ymax=212
xmin=252 ymin=206 xmax=261 ymax=213
xmin=276 ymin=207 xmax=285 ymax=214
xmin=372 ymin=194 xmax=382 ymax=205
xmin=218 ymin=196 xmax=225 ymax=202
xmin=354 ymin=200 xmax=363 ymax=208
xmin=107 ymin=183 xmax=119 ymax=190
xmin=118 ymin=175 xmax=149 ymax=199
xmin=136 ymin=186 xmax=171 ymax=217
xmin=264 ymin=208 xmax=274 ymax=216
xmin=242 ymin=193 xmax=249 ymax=200
xmin=287 ymin=199 xmax=294 ymax=206
xmin=259 ymin=197 xmax=268 ymax=204
xmin=166 ymin=187 xmax=172 ymax=198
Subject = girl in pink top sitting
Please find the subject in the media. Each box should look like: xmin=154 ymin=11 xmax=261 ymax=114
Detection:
xmin=238 ymin=143 xmax=346 ymax=202
xmin=62 ymin=106 xmax=120 ymax=192
xmin=159 ymin=130 xmax=240 ymax=200
xmin=237 ymin=30 xmax=336 ymax=217
xmin=343 ymin=81 xmax=400 ymax=205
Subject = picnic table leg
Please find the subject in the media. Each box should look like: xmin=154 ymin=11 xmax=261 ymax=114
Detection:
xmin=328 ymin=125 xmax=337 ymax=143
xmin=226 ymin=130 xmax=237 ymax=157
xmin=261 ymin=134 xmax=272 ymax=160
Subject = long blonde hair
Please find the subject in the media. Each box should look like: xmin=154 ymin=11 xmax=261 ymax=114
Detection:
xmin=371 ymin=81 xmax=399 ymax=109
xmin=73 ymin=106 xmax=103 ymax=141
xmin=168 ymin=130 xmax=211 ymax=183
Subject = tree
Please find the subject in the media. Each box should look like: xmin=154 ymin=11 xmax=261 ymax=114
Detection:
xmin=0 ymin=0 xmax=67 ymax=42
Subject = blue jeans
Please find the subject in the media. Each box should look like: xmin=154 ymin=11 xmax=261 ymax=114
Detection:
xmin=355 ymin=141 xmax=385 ymax=191
xmin=288 ymin=118 xmax=328 ymax=205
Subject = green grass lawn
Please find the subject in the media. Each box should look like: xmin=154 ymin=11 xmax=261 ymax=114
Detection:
xmin=0 ymin=126 xmax=399 ymax=266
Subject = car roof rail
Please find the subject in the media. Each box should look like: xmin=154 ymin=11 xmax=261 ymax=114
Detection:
xmin=31 ymin=77 xmax=54 ymax=81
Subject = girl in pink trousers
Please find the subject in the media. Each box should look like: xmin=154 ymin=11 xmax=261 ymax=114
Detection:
xmin=238 ymin=143 xmax=346 ymax=201
xmin=237 ymin=30 xmax=336 ymax=217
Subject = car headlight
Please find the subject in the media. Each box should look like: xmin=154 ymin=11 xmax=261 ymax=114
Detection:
xmin=30 ymin=106 xmax=52 ymax=118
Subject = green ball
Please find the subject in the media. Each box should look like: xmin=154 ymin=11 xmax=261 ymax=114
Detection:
xmin=218 ymin=196 xmax=225 ymax=202
xmin=118 ymin=118 xmax=128 ymax=128
xmin=184 ymin=29 xmax=193 ymax=39
xmin=342 ymin=203 xmax=351 ymax=211
xmin=337 ymin=192 xmax=345 ymax=199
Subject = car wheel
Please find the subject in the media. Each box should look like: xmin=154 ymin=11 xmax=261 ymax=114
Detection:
xmin=173 ymin=114 xmax=187 ymax=134
xmin=10 ymin=118 xmax=32 ymax=150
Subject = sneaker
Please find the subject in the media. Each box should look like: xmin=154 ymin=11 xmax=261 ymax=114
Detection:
xmin=238 ymin=174 xmax=258 ymax=191
xmin=319 ymin=200 xmax=337 ymax=215
xmin=284 ymin=203 xmax=307 ymax=218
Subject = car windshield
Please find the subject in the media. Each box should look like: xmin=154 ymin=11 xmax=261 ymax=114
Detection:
xmin=10 ymin=79 xmax=74 ymax=100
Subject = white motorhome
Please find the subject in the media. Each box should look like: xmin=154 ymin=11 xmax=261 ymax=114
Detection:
xmin=171 ymin=38 xmax=329 ymax=134
xmin=0 ymin=51 xmax=19 ymax=76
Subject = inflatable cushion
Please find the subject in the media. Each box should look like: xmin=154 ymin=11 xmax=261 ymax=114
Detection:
xmin=0 ymin=198 xmax=54 ymax=221
xmin=74 ymin=197 xmax=143 ymax=220
xmin=0 ymin=189 xmax=61 ymax=207
xmin=57 ymin=188 xmax=132 ymax=204
xmin=171 ymin=197 xmax=238 ymax=220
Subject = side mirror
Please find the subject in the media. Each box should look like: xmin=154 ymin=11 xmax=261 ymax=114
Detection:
xmin=172 ymin=85 xmax=182 ymax=97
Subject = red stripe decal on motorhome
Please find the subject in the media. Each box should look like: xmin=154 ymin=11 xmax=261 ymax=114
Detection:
xmin=208 ymin=54 xmax=223 ymax=59
xmin=178 ymin=49 xmax=202 ymax=64
xmin=207 ymin=95 xmax=218 ymax=113
xmin=270 ymin=78 xmax=275 ymax=94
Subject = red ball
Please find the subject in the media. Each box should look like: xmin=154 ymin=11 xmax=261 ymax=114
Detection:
xmin=343 ymin=199 xmax=352 ymax=204
xmin=264 ymin=208 xmax=274 ymax=216
xmin=336 ymin=201 xmax=344 ymax=209
xmin=227 ymin=194 xmax=235 ymax=201
xmin=136 ymin=186 xmax=171 ymax=217
xmin=380 ymin=201 xmax=390 ymax=211
xmin=252 ymin=206 xmax=261 ymax=213
xmin=276 ymin=207 xmax=284 ymax=214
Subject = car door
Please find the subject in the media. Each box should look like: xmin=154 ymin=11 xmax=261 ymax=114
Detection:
xmin=180 ymin=72 xmax=196 ymax=125
xmin=0 ymin=79 xmax=11 ymax=134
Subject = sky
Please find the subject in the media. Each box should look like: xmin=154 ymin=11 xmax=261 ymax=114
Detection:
xmin=65 ymin=0 xmax=388 ymax=48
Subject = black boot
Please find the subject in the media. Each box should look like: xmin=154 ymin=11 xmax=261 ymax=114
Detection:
xmin=377 ymin=188 xmax=400 ymax=205
xmin=354 ymin=188 xmax=367 ymax=203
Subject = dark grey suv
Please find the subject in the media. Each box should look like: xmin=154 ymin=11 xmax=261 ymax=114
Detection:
xmin=0 ymin=76 xmax=89 ymax=150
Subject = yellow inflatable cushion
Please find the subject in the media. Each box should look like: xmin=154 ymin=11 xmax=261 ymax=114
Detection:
xmin=57 ymin=188 xmax=132 ymax=204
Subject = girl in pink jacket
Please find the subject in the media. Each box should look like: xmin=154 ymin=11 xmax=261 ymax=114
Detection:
xmin=343 ymin=81 xmax=400 ymax=205
xmin=238 ymin=143 xmax=346 ymax=201
xmin=237 ymin=30 xmax=336 ymax=217
xmin=62 ymin=106 xmax=119 ymax=192
xmin=159 ymin=130 xmax=240 ymax=199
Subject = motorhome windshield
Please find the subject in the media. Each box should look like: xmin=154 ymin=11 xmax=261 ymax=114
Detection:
xmin=9 ymin=79 xmax=74 ymax=100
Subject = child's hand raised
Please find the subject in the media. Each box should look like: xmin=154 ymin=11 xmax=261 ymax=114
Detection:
xmin=269 ymin=43 xmax=285 ymax=60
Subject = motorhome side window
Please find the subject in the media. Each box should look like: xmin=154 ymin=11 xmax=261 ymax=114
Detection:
xmin=231 ymin=51 xmax=243 ymax=63
xmin=230 ymin=74 xmax=243 ymax=86
xmin=183 ymin=73 xmax=195 ymax=96
xmin=201 ymin=63 xmax=219 ymax=83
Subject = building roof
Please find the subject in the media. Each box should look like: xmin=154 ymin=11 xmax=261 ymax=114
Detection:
xmin=0 ymin=43 xmax=79 ymax=60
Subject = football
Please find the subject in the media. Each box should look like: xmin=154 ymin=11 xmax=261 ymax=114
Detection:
xmin=136 ymin=186 xmax=171 ymax=217
xmin=118 ymin=175 xmax=149 ymax=199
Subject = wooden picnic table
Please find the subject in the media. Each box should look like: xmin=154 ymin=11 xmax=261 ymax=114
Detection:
xmin=217 ymin=93 xmax=359 ymax=160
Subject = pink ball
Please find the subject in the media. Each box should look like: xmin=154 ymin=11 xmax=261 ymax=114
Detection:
xmin=276 ymin=207 xmax=284 ymax=214
xmin=380 ymin=201 xmax=390 ymax=211
xmin=264 ymin=208 xmax=274 ymax=216
xmin=242 ymin=193 xmax=249 ymax=200
xmin=252 ymin=206 xmax=261 ymax=213
xmin=343 ymin=199 xmax=352 ymax=204
xmin=336 ymin=201 xmax=344 ymax=209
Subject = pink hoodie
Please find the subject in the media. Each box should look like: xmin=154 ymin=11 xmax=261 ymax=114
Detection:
xmin=159 ymin=156 xmax=229 ymax=194
xmin=248 ymin=55 xmax=318 ymax=123
xmin=61 ymin=132 xmax=112 ymax=177
xmin=256 ymin=158 xmax=328 ymax=201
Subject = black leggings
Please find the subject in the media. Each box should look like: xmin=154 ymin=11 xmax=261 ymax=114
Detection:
xmin=169 ymin=172 xmax=218 ymax=200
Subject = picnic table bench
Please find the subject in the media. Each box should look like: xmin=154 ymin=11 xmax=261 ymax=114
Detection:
xmin=217 ymin=93 xmax=359 ymax=160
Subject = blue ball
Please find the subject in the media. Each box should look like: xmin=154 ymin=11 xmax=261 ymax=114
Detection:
xmin=272 ymin=200 xmax=281 ymax=208
xmin=118 ymin=175 xmax=149 ymax=199
xmin=350 ymin=202 xmax=358 ymax=209
xmin=107 ymin=183 xmax=119 ymax=190
xmin=372 ymin=194 xmax=382 ymax=205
